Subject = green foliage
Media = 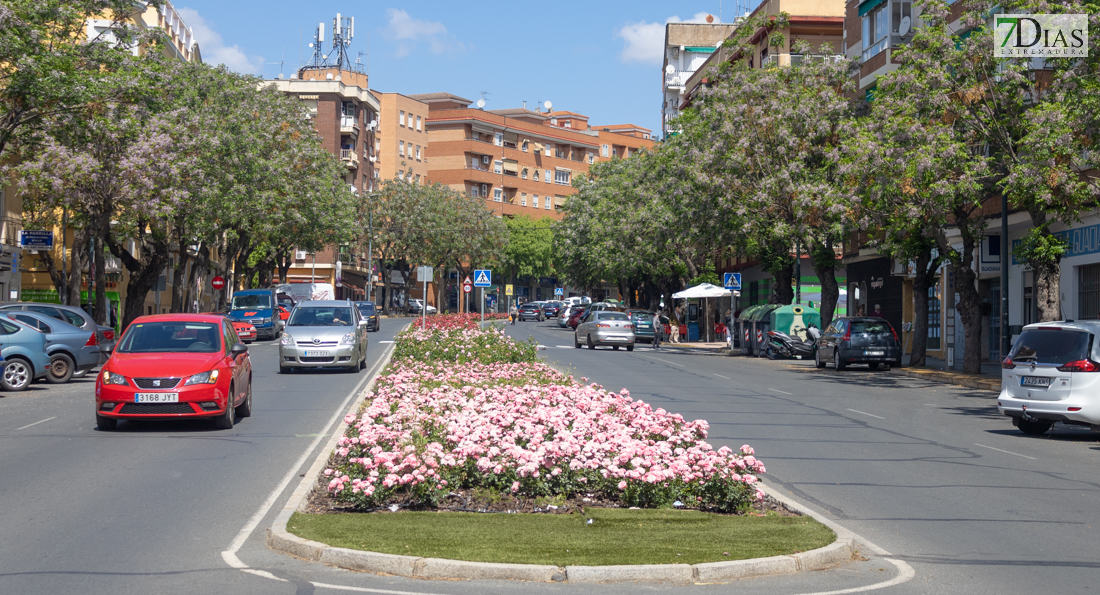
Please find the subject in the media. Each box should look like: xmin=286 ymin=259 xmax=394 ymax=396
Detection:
xmin=1012 ymin=227 xmax=1069 ymax=270
xmin=502 ymin=214 xmax=555 ymax=281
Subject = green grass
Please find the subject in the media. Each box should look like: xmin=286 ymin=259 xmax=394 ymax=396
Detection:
xmin=288 ymin=509 xmax=835 ymax=566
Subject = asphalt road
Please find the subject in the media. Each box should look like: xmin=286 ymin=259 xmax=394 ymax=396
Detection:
xmin=505 ymin=319 xmax=1100 ymax=594
xmin=8 ymin=316 xmax=1096 ymax=595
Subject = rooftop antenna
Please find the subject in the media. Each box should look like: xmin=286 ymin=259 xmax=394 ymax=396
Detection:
xmin=298 ymin=13 xmax=365 ymax=79
xmin=478 ymin=91 xmax=490 ymax=108
xmin=267 ymin=43 xmax=286 ymax=78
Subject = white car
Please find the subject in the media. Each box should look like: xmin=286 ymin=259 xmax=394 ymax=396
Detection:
xmin=998 ymin=320 xmax=1100 ymax=435
xmin=408 ymin=299 xmax=437 ymax=314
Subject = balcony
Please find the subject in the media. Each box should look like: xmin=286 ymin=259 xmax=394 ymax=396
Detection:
xmin=340 ymin=116 xmax=360 ymax=135
xmin=664 ymin=70 xmax=694 ymax=90
xmin=762 ymin=53 xmax=847 ymax=67
xmin=340 ymin=148 xmax=359 ymax=169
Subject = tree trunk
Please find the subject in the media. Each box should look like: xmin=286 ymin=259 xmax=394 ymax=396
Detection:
xmin=954 ymin=241 xmax=984 ymax=374
xmin=808 ymin=240 xmax=839 ymax=329
xmin=1028 ymin=211 xmax=1062 ymax=321
xmin=770 ymin=262 xmax=794 ymax=305
xmin=35 ymin=249 xmax=67 ymax=298
xmin=171 ymin=253 xmax=190 ymax=313
xmin=107 ymin=225 xmax=171 ymax=329
xmin=94 ymin=234 xmax=108 ymax=326
xmin=382 ymin=263 xmax=394 ymax=315
xmin=68 ymin=229 xmax=88 ymax=307
xmin=909 ymin=247 xmax=943 ymax=368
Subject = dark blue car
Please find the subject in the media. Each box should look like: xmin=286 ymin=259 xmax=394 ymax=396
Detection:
xmin=228 ymin=288 xmax=283 ymax=339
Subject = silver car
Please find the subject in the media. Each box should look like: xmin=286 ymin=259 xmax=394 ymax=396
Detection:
xmin=998 ymin=320 xmax=1100 ymax=436
xmin=0 ymin=311 xmax=98 ymax=383
xmin=574 ymin=310 xmax=636 ymax=351
xmin=278 ymin=300 xmax=368 ymax=373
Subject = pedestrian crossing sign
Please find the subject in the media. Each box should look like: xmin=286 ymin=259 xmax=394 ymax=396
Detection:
xmin=554 ymin=287 xmax=563 ymax=296
xmin=473 ymin=269 xmax=491 ymax=287
xmin=723 ymin=272 xmax=742 ymax=290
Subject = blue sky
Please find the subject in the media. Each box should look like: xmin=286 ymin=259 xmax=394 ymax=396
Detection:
xmin=173 ymin=1 xmax=752 ymax=135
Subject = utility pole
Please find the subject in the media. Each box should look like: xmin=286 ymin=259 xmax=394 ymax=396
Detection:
xmin=60 ymin=211 xmax=67 ymax=305
xmin=366 ymin=208 xmax=373 ymax=303
xmin=795 ymin=240 xmax=802 ymax=305
xmin=1001 ymin=194 xmax=1009 ymax=358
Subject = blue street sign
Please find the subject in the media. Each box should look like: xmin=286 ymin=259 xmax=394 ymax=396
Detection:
xmin=723 ymin=272 xmax=742 ymax=290
xmin=19 ymin=230 xmax=54 ymax=250
xmin=554 ymin=287 xmax=563 ymax=296
xmin=473 ymin=269 xmax=492 ymax=287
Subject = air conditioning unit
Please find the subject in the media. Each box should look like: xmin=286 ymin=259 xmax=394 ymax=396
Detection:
xmin=481 ymin=184 xmax=488 ymax=195
xmin=295 ymin=250 xmax=307 ymax=260
xmin=482 ymin=155 xmax=490 ymax=165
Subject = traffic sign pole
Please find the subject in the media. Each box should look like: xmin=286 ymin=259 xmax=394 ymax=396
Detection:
xmin=480 ymin=288 xmax=484 ymax=323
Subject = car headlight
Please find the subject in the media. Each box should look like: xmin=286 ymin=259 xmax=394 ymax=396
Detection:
xmin=262 ymin=317 xmax=272 ymax=324
xmin=184 ymin=369 xmax=220 ymax=386
xmin=281 ymin=333 xmax=294 ymax=346
xmin=102 ymin=370 xmax=127 ymax=385
xmin=340 ymin=333 xmax=355 ymax=345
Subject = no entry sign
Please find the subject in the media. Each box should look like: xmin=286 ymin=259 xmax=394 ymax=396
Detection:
xmin=211 ymin=276 xmax=226 ymax=290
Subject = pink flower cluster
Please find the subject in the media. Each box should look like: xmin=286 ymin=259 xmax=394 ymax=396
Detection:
xmin=414 ymin=312 xmax=508 ymax=331
xmin=324 ymin=326 xmax=765 ymax=511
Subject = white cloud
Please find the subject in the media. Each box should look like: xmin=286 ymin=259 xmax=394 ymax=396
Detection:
xmin=616 ymin=12 xmax=722 ymax=65
xmin=384 ymin=8 xmax=464 ymax=56
xmin=177 ymin=7 xmax=265 ymax=74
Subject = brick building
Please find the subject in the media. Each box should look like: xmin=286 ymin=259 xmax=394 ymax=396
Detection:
xmin=371 ymin=91 xmax=431 ymax=184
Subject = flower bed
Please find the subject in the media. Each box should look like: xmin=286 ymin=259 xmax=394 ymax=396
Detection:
xmin=412 ymin=312 xmax=508 ymax=332
xmin=324 ymin=315 xmax=766 ymax=513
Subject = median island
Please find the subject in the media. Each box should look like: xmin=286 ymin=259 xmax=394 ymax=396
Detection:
xmin=289 ymin=313 xmax=834 ymax=567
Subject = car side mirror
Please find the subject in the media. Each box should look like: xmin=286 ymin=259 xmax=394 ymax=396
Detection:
xmin=231 ymin=342 xmax=249 ymax=356
xmin=359 ymin=319 xmax=369 ymax=326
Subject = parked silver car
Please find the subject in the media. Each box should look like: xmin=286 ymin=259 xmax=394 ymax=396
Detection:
xmin=998 ymin=320 xmax=1100 ymax=436
xmin=278 ymin=300 xmax=368 ymax=373
xmin=574 ymin=310 xmax=636 ymax=351
xmin=0 ymin=311 xmax=98 ymax=383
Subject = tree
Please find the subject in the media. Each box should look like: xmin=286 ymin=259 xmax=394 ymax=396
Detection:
xmin=502 ymin=214 xmax=554 ymax=293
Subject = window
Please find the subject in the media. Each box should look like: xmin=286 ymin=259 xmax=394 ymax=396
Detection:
xmin=862 ymin=3 xmax=888 ymax=61
xmin=400 ymin=110 xmax=406 ymax=127
xmin=399 ymin=141 xmax=405 ymax=157
xmin=416 ymin=145 xmax=421 ymax=160
xmin=545 ymin=143 xmax=553 ymax=157
xmin=521 ymin=168 xmax=528 ymax=180
xmin=601 ymin=144 xmax=609 ymax=157
xmin=1080 ymin=263 xmax=1100 ymax=319
xmin=521 ymin=193 xmax=527 ymax=206
xmin=470 ymin=157 xmax=479 ymax=169
xmin=588 ymin=153 xmax=594 ymax=164
xmin=556 ymin=146 xmax=566 ymax=158
xmin=494 ymin=160 xmax=502 ymax=174
xmin=472 ymin=131 xmax=480 ymax=141
xmin=522 ymin=140 xmax=529 ymax=152
xmin=534 ymin=170 xmax=540 ymax=182
xmin=471 ymin=185 xmax=479 ymax=197
xmin=494 ymin=188 xmax=503 ymax=202
xmin=545 ymin=170 xmax=552 ymax=183
xmin=891 ymin=0 xmax=912 ymax=36
xmin=399 ymin=170 xmax=404 ymax=178
xmin=554 ymin=170 xmax=570 ymax=185
xmin=532 ymin=195 xmax=538 ymax=208
xmin=415 ymin=174 xmax=421 ymax=183
xmin=494 ymin=133 xmax=503 ymax=146
xmin=612 ymin=147 xmax=618 ymax=158
xmin=416 ymin=115 xmax=422 ymax=131
xmin=544 ymin=196 xmax=552 ymax=209
xmin=643 ymin=134 xmax=649 ymax=140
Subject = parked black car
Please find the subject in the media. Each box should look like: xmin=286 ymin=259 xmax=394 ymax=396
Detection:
xmin=517 ymin=303 xmax=544 ymax=322
xmin=815 ymin=317 xmax=902 ymax=370
xmin=542 ymin=301 xmax=562 ymax=318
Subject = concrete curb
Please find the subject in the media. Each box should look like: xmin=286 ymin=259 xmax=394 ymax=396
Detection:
xmin=889 ymin=366 xmax=1001 ymax=393
xmin=267 ymin=325 xmax=859 ymax=584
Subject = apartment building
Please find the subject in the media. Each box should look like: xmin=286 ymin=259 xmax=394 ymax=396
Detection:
xmin=661 ymin=20 xmax=736 ymax=137
xmin=267 ymin=66 xmax=379 ymax=300
xmin=372 ymin=92 xmax=430 ymax=184
xmin=845 ymin=0 xmax=929 ymax=97
xmin=413 ymin=94 xmax=654 ymax=219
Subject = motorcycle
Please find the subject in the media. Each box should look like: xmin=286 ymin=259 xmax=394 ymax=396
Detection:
xmin=765 ymin=325 xmax=820 ymax=360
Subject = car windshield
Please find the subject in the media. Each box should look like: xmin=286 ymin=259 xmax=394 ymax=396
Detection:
xmin=1011 ymin=328 xmax=1092 ymax=364
xmin=356 ymin=303 xmax=376 ymax=314
xmin=599 ymin=312 xmax=629 ymax=321
xmin=288 ymin=306 xmax=354 ymax=327
xmin=849 ymin=321 xmax=892 ymax=334
xmin=629 ymin=311 xmax=652 ymax=321
xmin=232 ymin=294 xmax=271 ymax=310
xmin=117 ymin=322 xmax=221 ymax=353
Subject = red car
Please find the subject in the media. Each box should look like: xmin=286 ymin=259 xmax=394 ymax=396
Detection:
xmin=95 ymin=314 xmax=253 ymax=431
xmin=231 ymin=320 xmax=257 ymax=343
xmin=567 ymin=308 xmax=588 ymax=329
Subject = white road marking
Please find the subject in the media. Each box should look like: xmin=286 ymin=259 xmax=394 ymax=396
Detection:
xmin=794 ymin=557 xmax=915 ymax=594
xmin=313 ymin=583 xmax=450 ymax=594
xmin=644 ymin=356 xmax=685 ymax=367
xmin=556 ymin=345 xmax=572 ymax=349
xmin=847 ymin=409 xmax=885 ymax=420
xmin=767 ymin=388 xmax=793 ymax=395
xmin=714 ymin=373 xmax=732 ymax=380
xmin=378 ymin=340 xmax=395 ymax=344
xmin=974 ymin=443 xmax=1037 ymax=460
xmin=221 ymin=345 xmax=392 ymax=571
xmin=16 ymin=417 xmax=56 ymax=430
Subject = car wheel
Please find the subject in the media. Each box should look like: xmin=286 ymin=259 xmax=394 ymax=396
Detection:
xmin=73 ymin=369 xmax=89 ymax=379
xmin=96 ymin=414 xmax=117 ymax=431
xmin=1016 ymin=418 xmax=1053 ymax=436
xmin=574 ymin=333 xmax=581 ymax=348
xmin=280 ymin=364 xmax=293 ymax=374
xmin=893 ymin=358 xmax=903 ymax=368
xmin=815 ymin=349 xmax=825 ymax=369
xmin=869 ymin=362 xmax=880 ymax=370
xmin=627 ymin=344 xmax=634 ymax=352
xmin=46 ymin=353 xmax=75 ymax=384
xmin=613 ymin=345 xmax=620 ymax=351
xmin=1 ymin=358 xmax=32 ymax=391
xmin=235 ymin=379 xmax=253 ymax=418
xmin=587 ymin=335 xmax=595 ymax=350
xmin=833 ymin=351 xmax=846 ymax=371
xmin=215 ymin=386 xmax=235 ymax=430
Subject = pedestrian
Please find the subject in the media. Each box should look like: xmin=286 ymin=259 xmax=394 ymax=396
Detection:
xmin=724 ymin=309 xmax=733 ymax=347
xmin=652 ymin=310 xmax=663 ymax=350
xmin=873 ymin=304 xmax=883 ymax=318
xmin=670 ymin=307 xmax=681 ymax=343
xmin=509 ymin=302 xmax=518 ymax=325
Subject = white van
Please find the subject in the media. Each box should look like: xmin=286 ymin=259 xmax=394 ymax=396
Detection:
xmin=287 ymin=283 xmax=335 ymax=302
